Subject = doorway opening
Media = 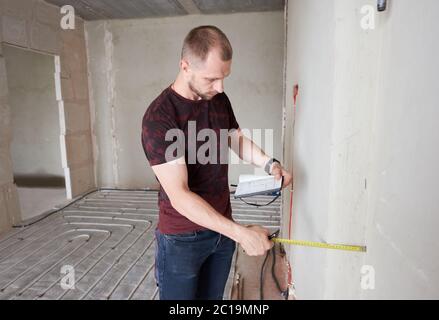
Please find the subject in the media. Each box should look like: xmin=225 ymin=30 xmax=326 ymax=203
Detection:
xmin=3 ymin=44 xmax=70 ymax=222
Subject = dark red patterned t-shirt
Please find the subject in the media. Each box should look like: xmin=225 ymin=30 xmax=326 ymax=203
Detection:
xmin=141 ymin=85 xmax=239 ymax=234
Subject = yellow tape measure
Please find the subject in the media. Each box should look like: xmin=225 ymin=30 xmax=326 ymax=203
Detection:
xmin=272 ymin=238 xmax=367 ymax=252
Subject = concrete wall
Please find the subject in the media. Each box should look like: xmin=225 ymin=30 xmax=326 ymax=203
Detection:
xmin=282 ymin=0 xmax=335 ymax=299
xmin=3 ymin=44 xmax=63 ymax=177
xmin=284 ymin=0 xmax=439 ymax=299
xmin=85 ymin=12 xmax=284 ymax=188
xmin=0 ymin=0 xmax=95 ymax=235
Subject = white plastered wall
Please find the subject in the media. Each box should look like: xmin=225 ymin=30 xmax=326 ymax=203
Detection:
xmin=283 ymin=0 xmax=439 ymax=299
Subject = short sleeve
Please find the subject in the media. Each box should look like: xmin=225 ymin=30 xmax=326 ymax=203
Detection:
xmin=141 ymin=107 xmax=184 ymax=166
xmin=224 ymin=93 xmax=239 ymax=131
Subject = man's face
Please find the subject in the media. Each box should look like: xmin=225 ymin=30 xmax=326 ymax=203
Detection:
xmin=184 ymin=49 xmax=231 ymax=100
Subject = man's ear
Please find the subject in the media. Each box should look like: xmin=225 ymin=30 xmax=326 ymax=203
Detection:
xmin=180 ymin=58 xmax=190 ymax=73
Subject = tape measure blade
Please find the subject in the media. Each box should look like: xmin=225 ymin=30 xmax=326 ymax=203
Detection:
xmin=272 ymin=238 xmax=366 ymax=252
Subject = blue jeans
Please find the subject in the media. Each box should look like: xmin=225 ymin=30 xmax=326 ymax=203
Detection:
xmin=154 ymin=228 xmax=236 ymax=300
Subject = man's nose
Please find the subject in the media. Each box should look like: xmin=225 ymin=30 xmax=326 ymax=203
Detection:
xmin=214 ymin=80 xmax=224 ymax=93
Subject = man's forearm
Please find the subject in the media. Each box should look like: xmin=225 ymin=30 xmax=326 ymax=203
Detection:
xmin=236 ymin=134 xmax=271 ymax=168
xmin=171 ymin=189 xmax=245 ymax=242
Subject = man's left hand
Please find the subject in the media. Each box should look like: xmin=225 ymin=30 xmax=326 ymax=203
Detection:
xmin=271 ymin=163 xmax=293 ymax=189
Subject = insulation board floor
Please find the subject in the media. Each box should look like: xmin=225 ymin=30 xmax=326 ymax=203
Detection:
xmin=0 ymin=189 xmax=280 ymax=300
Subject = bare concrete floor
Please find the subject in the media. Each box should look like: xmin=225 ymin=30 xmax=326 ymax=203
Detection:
xmin=0 ymin=190 xmax=280 ymax=300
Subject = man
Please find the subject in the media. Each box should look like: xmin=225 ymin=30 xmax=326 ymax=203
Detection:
xmin=141 ymin=25 xmax=292 ymax=300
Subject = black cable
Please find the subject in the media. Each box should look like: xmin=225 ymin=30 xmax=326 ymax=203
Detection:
xmin=13 ymin=187 xmax=159 ymax=228
xmin=238 ymin=194 xmax=280 ymax=207
xmin=260 ymin=234 xmax=289 ymax=300
xmin=259 ymin=249 xmax=270 ymax=300
xmin=271 ymin=245 xmax=289 ymax=300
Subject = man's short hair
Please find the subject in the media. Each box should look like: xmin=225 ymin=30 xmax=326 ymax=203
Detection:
xmin=181 ymin=25 xmax=233 ymax=62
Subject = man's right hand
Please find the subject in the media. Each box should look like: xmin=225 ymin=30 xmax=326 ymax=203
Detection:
xmin=238 ymin=225 xmax=274 ymax=256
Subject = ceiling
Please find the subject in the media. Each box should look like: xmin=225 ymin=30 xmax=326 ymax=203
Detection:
xmin=44 ymin=0 xmax=285 ymax=21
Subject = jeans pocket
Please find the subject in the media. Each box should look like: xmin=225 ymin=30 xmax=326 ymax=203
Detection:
xmin=163 ymin=231 xmax=198 ymax=243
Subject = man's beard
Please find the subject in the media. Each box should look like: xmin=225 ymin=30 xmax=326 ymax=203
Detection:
xmin=188 ymin=80 xmax=216 ymax=101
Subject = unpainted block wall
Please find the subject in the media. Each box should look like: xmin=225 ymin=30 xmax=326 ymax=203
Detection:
xmin=85 ymin=12 xmax=285 ymax=189
xmin=0 ymin=0 xmax=95 ymax=235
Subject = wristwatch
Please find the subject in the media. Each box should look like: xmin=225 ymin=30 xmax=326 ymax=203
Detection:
xmin=264 ymin=158 xmax=280 ymax=175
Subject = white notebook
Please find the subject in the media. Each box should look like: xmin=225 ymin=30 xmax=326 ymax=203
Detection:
xmin=234 ymin=175 xmax=282 ymax=198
